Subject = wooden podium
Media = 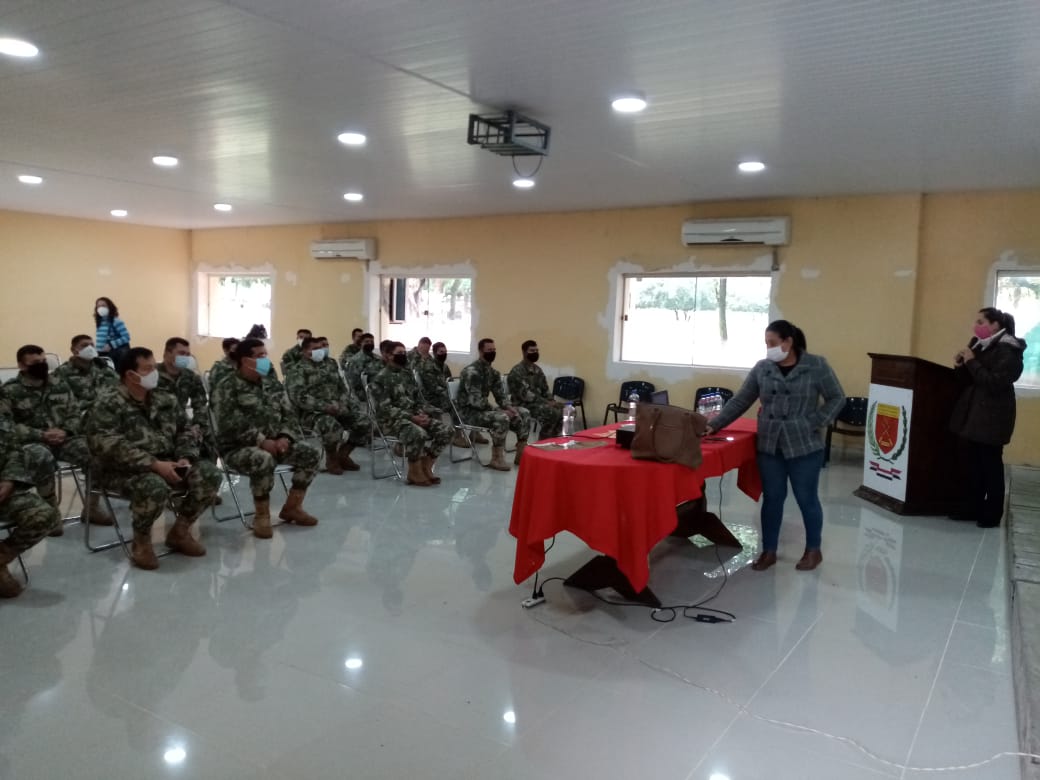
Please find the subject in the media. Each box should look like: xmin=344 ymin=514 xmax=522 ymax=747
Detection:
xmin=853 ymin=354 xmax=965 ymax=515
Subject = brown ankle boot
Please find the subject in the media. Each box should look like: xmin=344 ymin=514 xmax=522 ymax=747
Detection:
xmin=165 ymin=516 xmax=206 ymax=557
xmin=253 ymin=496 xmax=273 ymax=539
xmin=422 ymin=456 xmax=441 ymax=484
xmin=406 ymin=459 xmax=432 ymax=486
xmin=279 ymin=488 xmax=318 ymax=526
xmin=451 ymin=431 xmax=471 ymax=448
xmin=513 ymin=440 xmax=528 ymax=466
xmin=0 ymin=543 xmax=24 ymax=598
xmin=473 ymin=431 xmax=490 ymax=444
xmin=337 ymin=444 xmax=361 ymax=471
xmin=751 ymin=551 xmax=777 ymax=571
xmin=87 ymin=493 xmax=115 ymax=526
xmin=795 ymin=549 xmax=823 ymax=571
xmin=325 ymin=446 xmax=345 ymax=475
xmin=131 ymin=531 xmax=159 ymax=570
xmin=488 ymin=446 xmax=511 ymax=472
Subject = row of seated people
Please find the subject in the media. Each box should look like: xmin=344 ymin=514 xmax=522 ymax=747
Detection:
xmin=0 ymin=331 xmax=568 ymax=592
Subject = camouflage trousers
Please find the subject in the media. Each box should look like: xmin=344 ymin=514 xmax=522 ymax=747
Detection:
xmin=303 ymin=411 xmax=371 ymax=452
xmin=32 ymin=437 xmax=90 ymax=506
xmin=102 ymin=460 xmax=222 ymax=533
xmin=386 ymin=417 xmax=453 ymax=460
xmin=224 ymin=442 xmax=320 ymax=497
xmin=527 ymin=401 xmax=564 ymax=440
xmin=461 ymin=407 xmax=531 ymax=447
xmin=0 ymin=490 xmax=61 ymax=553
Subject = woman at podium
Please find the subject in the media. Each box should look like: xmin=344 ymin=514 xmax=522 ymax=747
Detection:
xmin=705 ymin=320 xmax=845 ymax=572
xmin=950 ymin=307 xmax=1027 ymax=528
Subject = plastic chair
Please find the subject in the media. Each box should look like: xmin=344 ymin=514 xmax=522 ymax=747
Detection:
xmin=603 ymin=381 xmax=655 ymax=424
xmin=0 ymin=520 xmax=29 ymax=584
xmin=694 ymin=386 xmax=735 ymax=407
xmin=825 ymin=396 xmax=869 ymax=465
xmin=552 ymin=376 xmax=587 ymax=429
xmin=45 ymin=352 xmax=62 ymax=371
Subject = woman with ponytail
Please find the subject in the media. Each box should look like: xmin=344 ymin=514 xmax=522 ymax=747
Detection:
xmin=705 ymin=320 xmax=845 ymax=571
xmin=950 ymin=307 xmax=1026 ymax=528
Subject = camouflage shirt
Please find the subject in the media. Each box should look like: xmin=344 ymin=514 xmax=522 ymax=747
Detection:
xmin=414 ymin=354 xmax=449 ymax=411
xmin=339 ymin=343 xmax=361 ymax=367
xmin=157 ymin=364 xmax=212 ymax=434
xmin=52 ymin=358 xmax=119 ymax=409
xmin=211 ymin=371 xmax=303 ymax=451
xmin=456 ymin=359 xmax=508 ymax=416
xmin=0 ymin=373 xmax=82 ymax=443
xmin=86 ymin=384 xmax=197 ymax=472
xmin=207 ymin=357 xmax=234 ymax=394
xmin=370 ymin=364 xmax=436 ymax=429
xmin=507 ymin=361 xmax=551 ymax=407
xmin=0 ymin=428 xmax=36 ymax=487
xmin=345 ymin=350 xmax=385 ymax=396
xmin=284 ymin=358 xmax=357 ymax=418
xmin=281 ymin=344 xmax=303 ymax=369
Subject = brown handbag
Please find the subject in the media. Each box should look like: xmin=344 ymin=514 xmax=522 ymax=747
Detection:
xmin=631 ymin=403 xmax=708 ymax=470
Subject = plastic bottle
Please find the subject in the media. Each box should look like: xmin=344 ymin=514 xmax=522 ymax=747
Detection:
xmin=627 ymin=391 xmax=640 ymax=422
xmin=561 ymin=403 xmax=575 ymax=437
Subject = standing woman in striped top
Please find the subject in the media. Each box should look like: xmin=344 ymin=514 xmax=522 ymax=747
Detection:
xmin=94 ymin=297 xmax=132 ymax=366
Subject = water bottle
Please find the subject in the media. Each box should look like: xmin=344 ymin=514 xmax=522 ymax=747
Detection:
xmin=627 ymin=391 xmax=640 ymax=422
xmin=561 ymin=403 xmax=575 ymax=437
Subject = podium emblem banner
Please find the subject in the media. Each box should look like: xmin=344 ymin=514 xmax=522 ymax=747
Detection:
xmin=863 ymin=383 xmax=913 ymax=502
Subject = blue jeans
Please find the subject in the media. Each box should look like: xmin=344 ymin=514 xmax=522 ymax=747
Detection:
xmin=756 ymin=449 xmax=825 ymax=552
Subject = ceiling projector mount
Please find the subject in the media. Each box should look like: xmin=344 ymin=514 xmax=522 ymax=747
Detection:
xmin=467 ymin=110 xmax=550 ymax=157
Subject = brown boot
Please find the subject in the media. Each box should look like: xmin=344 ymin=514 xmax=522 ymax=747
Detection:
xmin=451 ymin=432 xmax=471 ymax=448
xmin=165 ymin=515 xmax=206 ymax=557
xmin=0 ymin=543 xmax=25 ymax=598
xmin=488 ymin=446 xmax=511 ymax=472
xmin=406 ymin=459 xmax=432 ymax=486
xmin=325 ymin=447 xmax=345 ymax=475
xmin=87 ymin=493 xmax=115 ymax=526
xmin=279 ymin=488 xmax=318 ymax=526
xmin=513 ymin=440 xmax=528 ymax=466
xmin=422 ymin=456 xmax=441 ymax=484
xmin=795 ymin=549 xmax=823 ymax=571
xmin=337 ymin=444 xmax=361 ymax=472
xmin=473 ymin=431 xmax=490 ymax=444
xmin=751 ymin=551 xmax=777 ymax=571
xmin=130 ymin=531 xmax=159 ymax=570
xmin=253 ymin=496 xmax=273 ymax=539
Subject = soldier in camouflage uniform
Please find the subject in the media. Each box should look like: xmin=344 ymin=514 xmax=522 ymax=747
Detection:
xmin=507 ymin=340 xmax=563 ymax=440
xmin=86 ymin=347 xmax=222 ymax=570
xmin=280 ymin=328 xmax=311 ymax=373
xmin=285 ymin=337 xmax=369 ymax=474
xmin=211 ymin=338 xmax=321 ymax=539
xmin=456 ymin=338 xmax=531 ymax=471
xmin=207 ymin=337 xmax=239 ymax=395
xmin=344 ymin=333 xmax=383 ymax=397
xmin=339 ymin=328 xmax=364 ymax=368
xmin=406 ymin=337 xmax=431 ymax=369
xmin=157 ymin=337 xmax=217 ymax=457
xmin=370 ymin=342 xmax=453 ymax=486
xmin=53 ymin=334 xmax=119 ymax=408
xmin=0 ymin=344 xmax=115 ymax=527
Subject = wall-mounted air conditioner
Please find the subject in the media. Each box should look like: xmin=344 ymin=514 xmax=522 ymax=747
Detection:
xmin=310 ymin=238 xmax=376 ymax=260
xmin=681 ymin=217 xmax=790 ymax=246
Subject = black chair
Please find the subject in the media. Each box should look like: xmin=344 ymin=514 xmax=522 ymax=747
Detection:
xmin=694 ymin=386 xmax=734 ymax=407
xmin=603 ymin=381 xmax=655 ymax=424
xmin=552 ymin=376 xmax=587 ymax=430
xmin=825 ymin=396 xmax=869 ymax=465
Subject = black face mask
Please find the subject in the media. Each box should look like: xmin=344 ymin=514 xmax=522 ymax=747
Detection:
xmin=392 ymin=354 xmax=408 ymax=367
xmin=26 ymin=362 xmax=49 ymax=381
xmin=483 ymin=351 xmax=497 ymax=364
xmin=362 ymin=344 xmax=375 ymax=354
xmin=434 ymin=353 xmax=447 ymax=363
xmin=526 ymin=352 xmax=540 ymax=363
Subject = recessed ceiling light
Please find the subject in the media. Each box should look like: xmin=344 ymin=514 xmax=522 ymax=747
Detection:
xmin=344 ymin=657 xmax=363 ymax=670
xmin=213 ymin=203 xmax=232 ymax=212
xmin=0 ymin=38 xmax=39 ymax=58
xmin=17 ymin=174 xmax=43 ymax=185
xmin=110 ymin=209 xmax=128 ymax=218
xmin=738 ymin=160 xmax=766 ymax=173
xmin=611 ymin=95 xmax=647 ymax=113
xmin=162 ymin=747 xmax=187 ymax=766
xmin=152 ymin=155 xmax=179 ymax=168
xmin=337 ymin=132 xmax=367 ymax=146
xmin=343 ymin=192 xmax=364 ymax=202
xmin=512 ymin=178 xmax=535 ymax=189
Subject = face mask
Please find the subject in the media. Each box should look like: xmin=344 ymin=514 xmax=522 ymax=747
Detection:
xmin=296 ymin=338 xmax=304 ymax=348
xmin=974 ymin=324 xmax=994 ymax=340
xmin=310 ymin=348 xmax=327 ymax=362
xmin=136 ymin=369 xmax=159 ymax=391
xmin=77 ymin=345 xmax=98 ymax=361
xmin=254 ymin=357 xmax=272 ymax=376
xmin=766 ymin=345 xmax=789 ymax=363
xmin=435 ymin=353 xmax=447 ymax=363
xmin=96 ymin=306 xmax=110 ymax=318
xmin=362 ymin=344 xmax=375 ymax=354
xmin=392 ymin=353 xmax=408 ymax=367
xmin=26 ymin=362 xmax=49 ymax=381
xmin=483 ymin=351 xmax=497 ymax=364
xmin=526 ymin=352 xmax=539 ymax=363
xmin=173 ymin=355 xmax=193 ymax=370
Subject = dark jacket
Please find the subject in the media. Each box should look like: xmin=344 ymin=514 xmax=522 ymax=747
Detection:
xmin=950 ymin=332 xmax=1026 ymax=446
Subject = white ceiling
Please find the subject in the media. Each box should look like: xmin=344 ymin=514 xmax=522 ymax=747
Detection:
xmin=1 ymin=0 xmax=1038 ymax=228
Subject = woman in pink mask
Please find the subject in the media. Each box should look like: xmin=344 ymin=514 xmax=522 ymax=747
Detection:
xmin=950 ymin=307 xmax=1027 ymax=528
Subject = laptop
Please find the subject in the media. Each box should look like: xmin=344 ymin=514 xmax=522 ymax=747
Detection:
xmin=650 ymin=389 xmax=670 ymax=406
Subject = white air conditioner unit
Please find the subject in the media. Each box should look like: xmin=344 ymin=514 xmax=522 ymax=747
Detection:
xmin=310 ymin=238 xmax=376 ymax=260
xmin=681 ymin=217 xmax=790 ymax=246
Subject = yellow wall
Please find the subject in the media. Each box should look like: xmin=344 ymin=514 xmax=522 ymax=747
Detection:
xmin=0 ymin=210 xmax=188 ymax=366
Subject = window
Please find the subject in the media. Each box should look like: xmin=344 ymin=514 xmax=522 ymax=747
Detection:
xmin=620 ymin=274 xmax=772 ymax=368
xmin=380 ymin=277 xmax=472 ymax=352
xmin=196 ymin=273 xmax=272 ymax=338
xmin=994 ymin=272 xmax=1040 ymax=387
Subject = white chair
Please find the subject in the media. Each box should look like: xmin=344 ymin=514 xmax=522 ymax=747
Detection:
xmin=362 ymin=375 xmax=405 ymax=481
xmin=446 ymin=379 xmax=492 ymax=466
xmin=45 ymin=352 xmax=62 ymax=370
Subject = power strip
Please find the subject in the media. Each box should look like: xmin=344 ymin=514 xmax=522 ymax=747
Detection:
xmin=521 ymin=596 xmax=546 ymax=609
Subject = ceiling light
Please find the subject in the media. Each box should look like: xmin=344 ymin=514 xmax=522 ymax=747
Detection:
xmin=502 ymin=710 xmax=517 ymax=725
xmin=337 ymin=132 xmax=367 ymax=146
xmin=738 ymin=160 xmax=766 ymax=173
xmin=163 ymin=747 xmax=187 ymax=766
xmin=611 ymin=95 xmax=647 ymax=113
xmin=17 ymin=174 xmax=43 ymax=185
xmin=343 ymin=192 xmax=364 ymax=202
xmin=110 ymin=209 xmax=128 ymax=218
xmin=152 ymin=155 xmax=179 ymax=168
xmin=512 ymin=178 xmax=535 ymax=189
xmin=213 ymin=203 xmax=232 ymax=212
xmin=0 ymin=38 xmax=39 ymax=58
xmin=344 ymin=657 xmax=363 ymax=670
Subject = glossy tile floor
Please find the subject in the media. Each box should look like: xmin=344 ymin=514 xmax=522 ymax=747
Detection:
xmin=0 ymin=447 xmax=1022 ymax=780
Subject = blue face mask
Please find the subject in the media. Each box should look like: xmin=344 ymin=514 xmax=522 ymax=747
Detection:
xmin=310 ymin=348 xmax=327 ymax=362
xmin=173 ymin=354 xmax=193 ymax=370
xmin=254 ymin=357 xmax=272 ymax=376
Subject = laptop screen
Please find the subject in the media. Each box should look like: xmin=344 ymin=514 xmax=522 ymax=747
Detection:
xmin=650 ymin=389 xmax=670 ymax=406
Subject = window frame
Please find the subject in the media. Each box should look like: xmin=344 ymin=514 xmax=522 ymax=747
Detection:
xmin=375 ymin=273 xmax=475 ymax=356
xmin=993 ymin=269 xmax=1040 ymax=390
xmin=195 ymin=271 xmax=274 ymax=339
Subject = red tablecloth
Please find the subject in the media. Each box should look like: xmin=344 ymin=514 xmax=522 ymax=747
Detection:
xmin=509 ymin=418 xmax=761 ymax=592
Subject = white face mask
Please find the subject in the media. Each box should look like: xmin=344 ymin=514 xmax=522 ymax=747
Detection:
xmin=310 ymin=348 xmax=327 ymax=362
xmin=96 ymin=306 xmax=110 ymax=318
xmin=77 ymin=345 xmax=98 ymax=360
xmin=766 ymin=345 xmax=789 ymax=363
xmin=297 ymin=338 xmax=304 ymax=348
xmin=136 ymin=369 xmax=159 ymax=391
